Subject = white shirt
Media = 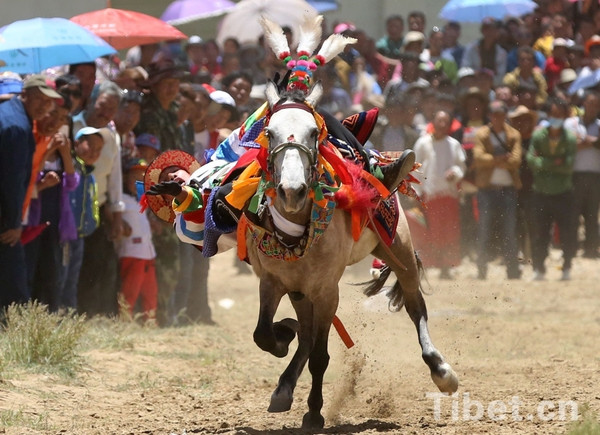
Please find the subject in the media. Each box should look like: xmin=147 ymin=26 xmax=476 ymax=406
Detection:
xmin=488 ymin=130 xmax=514 ymax=186
xmin=564 ymin=116 xmax=600 ymax=173
xmin=413 ymin=134 xmax=466 ymax=198
xmin=116 ymin=194 xmax=155 ymax=260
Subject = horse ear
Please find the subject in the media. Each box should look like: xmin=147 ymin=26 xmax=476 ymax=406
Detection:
xmin=265 ymin=80 xmax=280 ymax=108
xmin=305 ymin=81 xmax=323 ymax=108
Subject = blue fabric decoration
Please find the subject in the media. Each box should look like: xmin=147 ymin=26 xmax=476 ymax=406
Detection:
xmin=135 ymin=180 xmax=145 ymax=202
xmin=202 ymin=188 xmax=237 ymax=257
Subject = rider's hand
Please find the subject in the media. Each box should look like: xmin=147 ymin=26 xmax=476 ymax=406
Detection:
xmin=146 ymin=181 xmax=183 ymax=197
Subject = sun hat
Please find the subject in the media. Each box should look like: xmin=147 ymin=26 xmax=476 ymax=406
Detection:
xmin=75 ymin=126 xmax=102 ymax=141
xmin=23 ymin=74 xmax=63 ymax=100
xmin=135 ymin=133 xmax=161 ymax=152
xmin=143 ymin=150 xmax=201 ymax=222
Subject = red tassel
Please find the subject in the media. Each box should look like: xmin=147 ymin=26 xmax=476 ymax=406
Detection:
xmin=139 ymin=193 xmax=148 ymax=213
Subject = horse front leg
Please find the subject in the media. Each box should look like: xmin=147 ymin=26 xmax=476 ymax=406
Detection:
xmin=268 ymin=294 xmax=313 ymax=413
xmin=253 ymin=276 xmax=298 ymax=358
xmin=301 ymin=292 xmax=337 ymax=430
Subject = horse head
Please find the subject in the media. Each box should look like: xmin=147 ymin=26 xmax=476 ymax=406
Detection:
xmin=264 ymin=80 xmax=323 ymax=215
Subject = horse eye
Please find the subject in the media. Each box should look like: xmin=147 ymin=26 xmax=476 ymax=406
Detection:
xmin=311 ymin=128 xmax=319 ymax=139
xmin=264 ymin=128 xmax=270 ymax=137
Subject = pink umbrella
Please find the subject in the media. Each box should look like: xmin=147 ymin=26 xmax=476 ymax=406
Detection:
xmin=161 ymin=0 xmax=236 ymax=26
xmin=71 ymin=8 xmax=187 ymax=50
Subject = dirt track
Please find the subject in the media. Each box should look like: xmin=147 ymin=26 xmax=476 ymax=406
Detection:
xmin=1 ymin=248 xmax=599 ymax=434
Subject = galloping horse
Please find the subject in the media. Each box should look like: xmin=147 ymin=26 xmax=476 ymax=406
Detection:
xmin=242 ymin=80 xmax=459 ymax=429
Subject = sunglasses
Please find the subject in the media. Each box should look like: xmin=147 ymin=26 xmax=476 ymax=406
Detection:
xmin=122 ymin=89 xmax=144 ymax=104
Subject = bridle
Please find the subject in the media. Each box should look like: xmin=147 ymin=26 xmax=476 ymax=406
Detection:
xmin=265 ymin=101 xmax=320 ymax=185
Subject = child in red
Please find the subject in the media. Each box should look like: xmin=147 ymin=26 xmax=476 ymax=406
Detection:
xmin=117 ymin=158 xmax=157 ymax=319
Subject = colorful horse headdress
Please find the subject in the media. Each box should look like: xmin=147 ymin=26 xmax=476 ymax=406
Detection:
xmin=260 ymin=15 xmax=357 ymax=94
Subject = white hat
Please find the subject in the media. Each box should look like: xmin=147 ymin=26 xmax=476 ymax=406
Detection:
xmin=403 ymin=31 xmax=425 ymax=46
xmin=75 ymin=126 xmax=102 ymax=141
xmin=457 ymin=67 xmax=475 ymax=80
xmin=187 ymin=35 xmax=203 ymax=46
xmin=210 ymin=90 xmax=236 ymax=107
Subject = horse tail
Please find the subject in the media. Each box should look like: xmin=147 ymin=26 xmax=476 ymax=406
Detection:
xmin=361 ymin=250 xmax=425 ymax=312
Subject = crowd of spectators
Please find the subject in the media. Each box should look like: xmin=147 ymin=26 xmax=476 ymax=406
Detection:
xmin=1 ymin=1 xmax=600 ymax=324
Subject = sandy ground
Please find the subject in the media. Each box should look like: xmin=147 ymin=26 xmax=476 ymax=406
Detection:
xmin=1 ymin=247 xmax=599 ymax=434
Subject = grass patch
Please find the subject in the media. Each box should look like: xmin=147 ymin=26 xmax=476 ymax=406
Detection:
xmin=566 ymin=404 xmax=600 ymax=435
xmin=0 ymin=302 xmax=87 ymax=376
xmin=0 ymin=408 xmax=53 ymax=430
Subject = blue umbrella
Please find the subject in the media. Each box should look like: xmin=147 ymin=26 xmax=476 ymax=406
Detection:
xmin=568 ymin=68 xmax=600 ymax=95
xmin=439 ymin=0 xmax=537 ymax=22
xmin=306 ymin=0 xmax=338 ymax=13
xmin=0 ymin=17 xmax=116 ymax=74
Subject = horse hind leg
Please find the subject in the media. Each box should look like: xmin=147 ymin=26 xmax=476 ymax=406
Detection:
xmin=373 ymin=246 xmax=459 ymax=395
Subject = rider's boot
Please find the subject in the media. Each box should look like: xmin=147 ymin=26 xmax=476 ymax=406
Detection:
xmin=379 ymin=149 xmax=416 ymax=193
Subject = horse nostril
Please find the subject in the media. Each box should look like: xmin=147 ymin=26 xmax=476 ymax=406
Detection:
xmin=277 ymin=185 xmax=287 ymax=200
xmin=297 ymin=184 xmax=308 ymax=198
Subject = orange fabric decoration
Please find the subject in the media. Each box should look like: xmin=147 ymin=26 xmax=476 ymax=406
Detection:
xmin=332 ymin=315 xmax=354 ymax=348
xmin=237 ymin=214 xmax=249 ymax=261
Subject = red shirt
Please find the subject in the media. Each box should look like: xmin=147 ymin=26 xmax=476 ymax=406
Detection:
xmin=544 ymin=57 xmax=567 ymax=92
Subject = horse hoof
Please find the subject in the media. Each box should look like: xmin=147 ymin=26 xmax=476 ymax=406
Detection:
xmin=302 ymin=411 xmax=325 ymax=430
xmin=431 ymin=362 xmax=459 ymax=394
xmin=268 ymin=389 xmax=293 ymax=413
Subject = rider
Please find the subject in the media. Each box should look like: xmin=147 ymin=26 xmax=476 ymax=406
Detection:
xmin=146 ymin=71 xmax=416 ymax=254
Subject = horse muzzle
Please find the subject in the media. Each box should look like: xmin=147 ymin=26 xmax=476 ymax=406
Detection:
xmin=276 ymin=182 xmax=309 ymax=213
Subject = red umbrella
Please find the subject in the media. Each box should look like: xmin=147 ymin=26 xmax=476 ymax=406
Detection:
xmin=71 ymin=8 xmax=187 ymax=50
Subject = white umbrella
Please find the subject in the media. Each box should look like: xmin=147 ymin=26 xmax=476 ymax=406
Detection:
xmin=216 ymin=0 xmax=318 ymax=46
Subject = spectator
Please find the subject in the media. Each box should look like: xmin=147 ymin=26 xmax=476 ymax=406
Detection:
xmin=376 ymin=15 xmax=404 ymax=59
xmin=456 ymin=67 xmax=477 ymax=91
xmin=527 ymin=98 xmax=578 ymax=280
xmin=544 ymin=38 xmax=571 ymax=93
xmin=192 ymin=88 xmax=236 ymax=163
xmin=379 ymin=93 xmax=419 ymax=152
xmin=506 ymin=26 xmax=547 ymax=73
xmin=25 ymin=110 xmax=78 ymax=312
xmin=68 ymin=62 xmax=97 ymax=114
xmin=384 ymin=52 xmax=429 ymax=99
xmin=185 ymin=35 xmax=206 ymax=76
xmin=55 ymin=74 xmax=83 ymax=115
xmin=408 ymin=11 xmax=426 ymax=33
xmin=59 ymin=127 xmax=105 ymax=310
xmin=442 ymin=22 xmax=464 ymax=67
xmin=533 ymin=20 xmax=555 ymax=58
xmin=495 ymin=84 xmax=518 ymax=110
xmin=563 ymin=91 xmax=600 ymax=258
xmin=0 ymin=75 xmax=62 ymax=309
xmin=503 ymin=47 xmax=549 ymax=107
xmin=462 ymin=18 xmax=508 ymax=85
xmin=403 ymin=31 xmax=425 ymax=56
xmin=135 ymin=133 xmax=161 ymax=163
xmin=135 ymin=59 xmax=186 ymax=152
xmin=420 ymin=27 xmax=458 ymax=83
xmin=117 ymin=158 xmax=158 ymax=320
xmin=412 ymin=110 xmax=466 ymax=279
xmin=508 ymin=105 xmax=538 ymax=261
xmin=73 ymin=80 xmax=125 ymax=316
xmin=115 ymin=89 xmax=143 ymax=161
xmin=473 ymin=101 xmax=523 ymax=280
